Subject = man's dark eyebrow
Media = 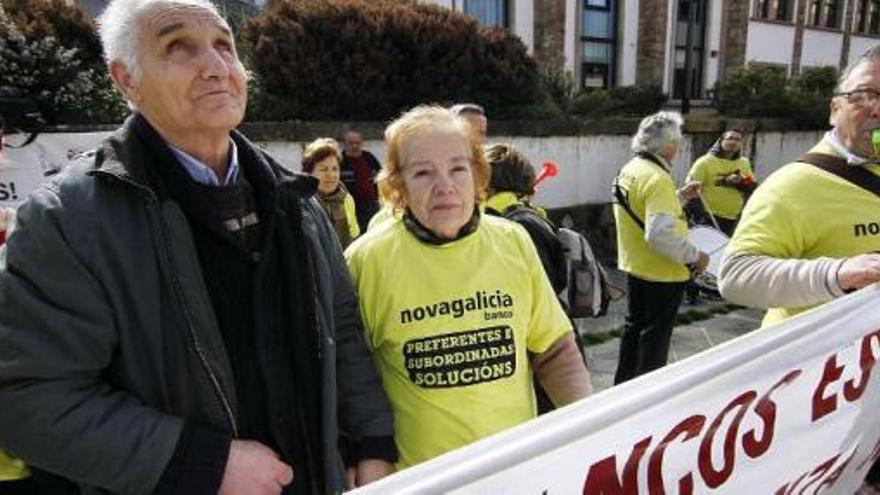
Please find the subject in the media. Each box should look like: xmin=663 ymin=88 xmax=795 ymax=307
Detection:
xmin=157 ymin=22 xmax=184 ymax=38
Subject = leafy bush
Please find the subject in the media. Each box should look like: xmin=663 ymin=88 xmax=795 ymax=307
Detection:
xmin=712 ymin=64 xmax=836 ymax=129
xmin=570 ymin=85 xmax=666 ymax=117
xmin=712 ymin=64 xmax=790 ymax=117
xmin=240 ymin=0 xmax=545 ymax=121
xmin=0 ymin=1 xmax=127 ymax=124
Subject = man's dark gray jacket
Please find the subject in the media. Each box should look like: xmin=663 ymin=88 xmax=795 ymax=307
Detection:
xmin=0 ymin=122 xmax=394 ymax=494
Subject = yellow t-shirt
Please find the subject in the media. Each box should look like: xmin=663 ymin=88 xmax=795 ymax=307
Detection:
xmin=345 ymin=215 xmax=571 ymax=469
xmin=614 ymin=155 xmax=691 ymax=282
xmin=343 ymin=193 xmax=360 ymax=240
xmin=366 ymin=206 xmax=396 ymax=231
xmin=0 ymin=449 xmax=29 ymax=481
xmin=686 ymin=153 xmax=755 ymax=220
xmin=726 ymin=141 xmax=880 ymax=326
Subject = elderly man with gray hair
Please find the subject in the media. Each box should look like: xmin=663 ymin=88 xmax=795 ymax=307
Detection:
xmin=0 ymin=1 xmax=396 ymax=494
xmin=612 ymin=111 xmax=709 ymax=384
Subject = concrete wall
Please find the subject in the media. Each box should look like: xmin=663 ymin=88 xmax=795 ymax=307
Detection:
xmin=746 ymin=21 xmax=796 ymax=70
xmin=254 ymin=129 xmax=824 ymax=209
xmin=801 ymin=29 xmax=845 ymax=68
xmin=849 ymin=35 xmax=880 ymax=63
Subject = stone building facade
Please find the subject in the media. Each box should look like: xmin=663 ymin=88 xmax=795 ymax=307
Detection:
xmin=427 ymin=0 xmax=880 ymax=97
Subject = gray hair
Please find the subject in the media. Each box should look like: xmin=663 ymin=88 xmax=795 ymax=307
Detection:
xmin=631 ymin=111 xmax=684 ymax=155
xmin=97 ymin=0 xmax=221 ymax=80
xmin=449 ymin=103 xmax=486 ymax=117
xmin=836 ymin=45 xmax=880 ymax=93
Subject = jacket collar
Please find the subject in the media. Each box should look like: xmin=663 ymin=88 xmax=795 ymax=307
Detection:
xmin=91 ymin=113 xmax=319 ymax=200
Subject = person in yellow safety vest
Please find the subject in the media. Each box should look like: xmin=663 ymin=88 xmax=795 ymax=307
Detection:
xmin=685 ymin=129 xmax=757 ymax=236
xmin=302 ymin=137 xmax=360 ymax=248
xmin=719 ymin=45 xmax=880 ymax=493
xmin=612 ymin=111 xmax=709 ymax=385
xmin=345 ymin=105 xmax=592 ymax=470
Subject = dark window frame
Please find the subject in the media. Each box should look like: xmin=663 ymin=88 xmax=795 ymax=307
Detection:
xmin=753 ymin=0 xmax=792 ymax=22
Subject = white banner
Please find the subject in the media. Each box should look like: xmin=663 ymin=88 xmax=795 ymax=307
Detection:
xmin=354 ymin=286 xmax=880 ymax=494
xmin=0 ymin=131 xmax=110 ymax=208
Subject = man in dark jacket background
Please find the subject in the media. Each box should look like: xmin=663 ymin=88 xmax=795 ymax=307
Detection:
xmin=340 ymin=129 xmax=381 ymax=231
xmin=0 ymin=1 xmax=395 ymax=494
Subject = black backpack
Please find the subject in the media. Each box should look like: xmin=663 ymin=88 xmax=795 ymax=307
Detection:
xmin=503 ymin=206 xmax=613 ymax=318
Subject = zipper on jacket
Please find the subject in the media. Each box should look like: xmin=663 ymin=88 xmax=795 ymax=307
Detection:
xmin=99 ymin=171 xmax=240 ymax=437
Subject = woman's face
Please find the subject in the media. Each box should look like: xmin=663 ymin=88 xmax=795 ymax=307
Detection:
xmin=401 ymin=131 xmax=475 ymax=239
xmin=313 ymin=155 xmax=341 ymax=194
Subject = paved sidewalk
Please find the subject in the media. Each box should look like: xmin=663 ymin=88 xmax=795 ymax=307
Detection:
xmin=576 ymin=267 xmax=765 ymax=391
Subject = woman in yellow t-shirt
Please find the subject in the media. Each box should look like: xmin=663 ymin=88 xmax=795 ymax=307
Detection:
xmin=344 ymin=105 xmax=592 ymax=470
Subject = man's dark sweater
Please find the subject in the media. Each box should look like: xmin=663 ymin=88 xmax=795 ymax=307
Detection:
xmin=133 ymin=117 xmax=320 ymax=494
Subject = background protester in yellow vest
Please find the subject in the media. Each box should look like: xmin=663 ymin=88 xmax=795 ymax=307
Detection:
xmin=302 ymin=137 xmax=360 ymax=248
xmin=719 ymin=45 xmax=880 ymax=492
xmin=345 ymin=105 xmax=592 ymax=470
xmin=685 ymin=129 xmax=757 ymax=236
xmin=613 ymin=111 xmax=709 ymax=385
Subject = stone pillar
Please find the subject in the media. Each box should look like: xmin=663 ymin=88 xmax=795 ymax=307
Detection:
xmin=533 ymin=0 xmax=567 ymax=73
xmin=839 ymin=0 xmax=856 ymax=71
xmin=719 ymin=0 xmax=750 ymax=78
xmin=791 ymin=0 xmax=807 ymax=77
xmin=636 ymin=0 xmax=669 ymax=86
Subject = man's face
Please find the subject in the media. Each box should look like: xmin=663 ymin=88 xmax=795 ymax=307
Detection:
xmin=345 ymin=132 xmax=363 ymax=156
xmin=114 ymin=5 xmax=247 ymax=141
xmin=720 ymin=131 xmax=743 ymax=154
xmin=830 ymin=60 xmax=880 ymax=159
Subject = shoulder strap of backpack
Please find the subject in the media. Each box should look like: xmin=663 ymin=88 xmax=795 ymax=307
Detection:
xmin=799 ymin=152 xmax=880 ymax=198
xmin=612 ymin=177 xmax=646 ymax=231
xmin=501 ymin=204 xmax=557 ymax=234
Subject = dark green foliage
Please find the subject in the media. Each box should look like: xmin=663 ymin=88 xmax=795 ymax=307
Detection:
xmin=712 ymin=64 xmax=790 ymax=117
xmin=3 ymin=0 xmax=103 ymax=68
xmin=0 ymin=0 xmax=127 ymax=124
xmin=712 ymin=64 xmax=837 ymax=129
xmin=570 ymin=85 xmax=666 ymax=117
xmin=240 ymin=0 xmax=544 ymax=121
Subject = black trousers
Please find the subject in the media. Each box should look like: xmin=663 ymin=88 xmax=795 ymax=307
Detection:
xmin=614 ymin=275 xmax=687 ymax=385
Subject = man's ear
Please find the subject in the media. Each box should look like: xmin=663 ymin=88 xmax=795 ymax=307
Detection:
xmin=829 ymin=97 xmax=840 ymax=128
xmin=109 ymin=61 xmax=139 ymax=104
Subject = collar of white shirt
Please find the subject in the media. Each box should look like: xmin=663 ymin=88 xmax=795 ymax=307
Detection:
xmin=167 ymin=139 xmax=240 ymax=186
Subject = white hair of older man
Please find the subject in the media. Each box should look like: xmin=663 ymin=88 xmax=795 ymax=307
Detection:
xmin=97 ymin=0 xmax=221 ymax=80
xmin=630 ymin=110 xmax=684 ymax=155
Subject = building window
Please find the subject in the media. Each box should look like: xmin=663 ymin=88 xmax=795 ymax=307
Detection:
xmin=754 ymin=0 xmax=792 ymax=21
xmin=581 ymin=0 xmax=616 ymax=88
xmin=855 ymin=0 xmax=880 ymax=35
xmin=672 ymin=0 xmax=707 ymax=99
xmin=808 ymin=0 xmax=843 ymax=28
xmin=464 ymin=0 xmax=509 ymax=28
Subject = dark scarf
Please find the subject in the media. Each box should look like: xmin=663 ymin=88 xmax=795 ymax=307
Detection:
xmin=317 ymin=184 xmax=353 ymax=248
xmin=402 ymin=206 xmax=480 ymax=245
xmin=129 ymin=114 xmax=323 ymax=494
xmin=708 ymin=138 xmax=742 ymax=160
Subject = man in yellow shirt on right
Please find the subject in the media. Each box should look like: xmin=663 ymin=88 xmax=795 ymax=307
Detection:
xmin=685 ymin=129 xmax=757 ymax=236
xmin=719 ymin=44 xmax=880 ymax=493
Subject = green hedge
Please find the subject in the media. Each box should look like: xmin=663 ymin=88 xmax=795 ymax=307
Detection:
xmin=0 ymin=0 xmax=127 ymax=124
xmin=712 ymin=64 xmax=836 ymax=129
xmin=570 ymin=85 xmax=666 ymax=118
xmin=241 ymin=0 xmax=545 ymax=121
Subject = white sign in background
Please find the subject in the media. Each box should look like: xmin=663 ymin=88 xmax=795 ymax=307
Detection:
xmin=0 ymin=131 xmax=109 ymax=208
xmin=353 ymin=286 xmax=880 ymax=494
